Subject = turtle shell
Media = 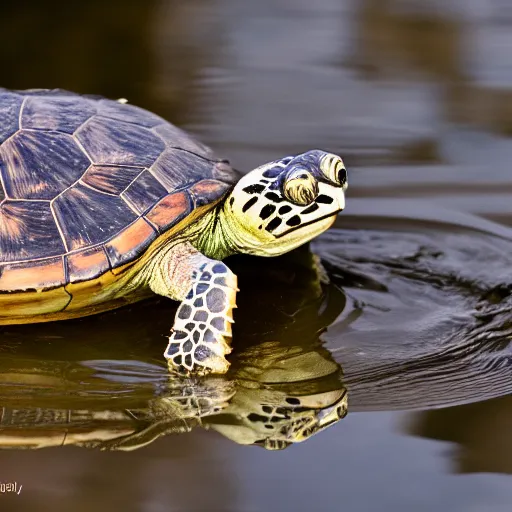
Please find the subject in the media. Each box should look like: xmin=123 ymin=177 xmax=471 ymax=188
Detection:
xmin=0 ymin=89 xmax=239 ymax=293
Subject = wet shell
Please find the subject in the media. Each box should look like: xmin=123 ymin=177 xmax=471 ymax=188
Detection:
xmin=0 ymin=89 xmax=239 ymax=294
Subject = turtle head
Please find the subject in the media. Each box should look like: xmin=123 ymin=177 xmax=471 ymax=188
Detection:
xmin=225 ymin=150 xmax=347 ymax=256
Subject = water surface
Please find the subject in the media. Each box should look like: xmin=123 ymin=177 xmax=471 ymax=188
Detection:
xmin=1 ymin=1 xmax=512 ymax=510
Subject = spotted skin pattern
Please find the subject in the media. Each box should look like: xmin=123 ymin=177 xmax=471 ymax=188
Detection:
xmin=241 ymin=177 xmax=336 ymax=234
xmin=164 ymin=260 xmax=237 ymax=374
xmin=247 ymin=399 xmax=346 ymax=450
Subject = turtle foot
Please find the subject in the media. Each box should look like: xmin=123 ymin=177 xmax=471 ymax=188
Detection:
xmin=164 ymin=261 xmax=237 ymax=375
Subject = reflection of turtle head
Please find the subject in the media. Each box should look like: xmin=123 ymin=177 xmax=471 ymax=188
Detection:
xmin=256 ymin=394 xmax=347 ymax=450
xmin=204 ymin=344 xmax=348 ymax=449
xmin=225 ymin=150 xmax=347 ymax=256
xmin=208 ymin=387 xmax=347 ymax=450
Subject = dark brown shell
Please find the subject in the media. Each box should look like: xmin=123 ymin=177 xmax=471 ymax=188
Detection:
xmin=0 ymin=89 xmax=239 ymax=292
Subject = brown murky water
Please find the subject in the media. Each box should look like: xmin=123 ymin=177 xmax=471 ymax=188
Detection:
xmin=1 ymin=0 xmax=512 ymax=510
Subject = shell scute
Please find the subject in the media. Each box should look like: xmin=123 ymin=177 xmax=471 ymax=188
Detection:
xmin=21 ymin=96 xmax=96 ymax=134
xmin=153 ymin=123 xmax=216 ymax=159
xmin=121 ymin=170 xmax=168 ymax=215
xmin=0 ymin=256 xmax=66 ymax=292
xmin=75 ymin=116 xmax=165 ymax=167
xmin=66 ymin=246 xmax=110 ymax=284
xmin=81 ymin=164 xmax=145 ymax=195
xmin=189 ymin=179 xmax=233 ymax=207
xmin=0 ymin=130 xmax=90 ymax=200
xmin=150 ymin=148 xmax=214 ymax=192
xmin=144 ymin=190 xmax=192 ymax=233
xmin=98 ymin=100 xmax=164 ymax=128
xmin=0 ymin=201 xmax=65 ymax=262
xmin=0 ymin=93 xmax=22 ymax=144
xmin=53 ymin=182 xmax=138 ymax=251
xmin=104 ymin=217 xmax=157 ymax=270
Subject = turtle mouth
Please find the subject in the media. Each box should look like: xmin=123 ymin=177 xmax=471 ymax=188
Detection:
xmin=274 ymin=209 xmax=342 ymax=238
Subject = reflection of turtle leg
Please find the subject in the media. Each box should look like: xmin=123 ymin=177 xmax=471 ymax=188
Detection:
xmin=150 ymin=242 xmax=237 ymax=375
xmin=93 ymin=377 xmax=236 ymax=451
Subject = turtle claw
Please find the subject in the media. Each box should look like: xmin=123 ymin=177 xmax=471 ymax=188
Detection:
xmin=164 ymin=260 xmax=237 ymax=375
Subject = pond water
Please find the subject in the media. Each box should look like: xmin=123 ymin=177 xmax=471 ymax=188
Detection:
xmin=1 ymin=0 xmax=512 ymax=510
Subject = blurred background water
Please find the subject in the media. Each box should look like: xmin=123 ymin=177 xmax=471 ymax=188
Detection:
xmin=1 ymin=0 xmax=512 ymax=510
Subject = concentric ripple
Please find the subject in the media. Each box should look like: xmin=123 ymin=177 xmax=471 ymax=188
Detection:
xmin=314 ymin=201 xmax=512 ymax=411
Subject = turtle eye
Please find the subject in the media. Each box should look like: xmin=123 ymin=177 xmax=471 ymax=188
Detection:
xmin=283 ymin=169 xmax=319 ymax=206
xmin=321 ymin=154 xmax=347 ymax=188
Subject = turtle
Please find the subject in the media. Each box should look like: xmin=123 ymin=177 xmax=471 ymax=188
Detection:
xmin=0 ymin=88 xmax=348 ymax=374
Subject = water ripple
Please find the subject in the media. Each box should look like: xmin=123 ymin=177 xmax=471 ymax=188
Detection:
xmin=315 ymin=209 xmax=512 ymax=411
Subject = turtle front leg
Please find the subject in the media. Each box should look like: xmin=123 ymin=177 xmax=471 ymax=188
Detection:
xmin=166 ymin=260 xmax=237 ymax=374
xmin=149 ymin=242 xmax=237 ymax=375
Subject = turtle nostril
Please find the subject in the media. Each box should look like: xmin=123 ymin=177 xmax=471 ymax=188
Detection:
xmin=336 ymin=168 xmax=347 ymax=187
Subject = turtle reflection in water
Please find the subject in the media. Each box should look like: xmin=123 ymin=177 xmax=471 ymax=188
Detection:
xmin=0 ymin=88 xmax=347 ymax=375
xmin=0 ymin=250 xmax=348 ymax=450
